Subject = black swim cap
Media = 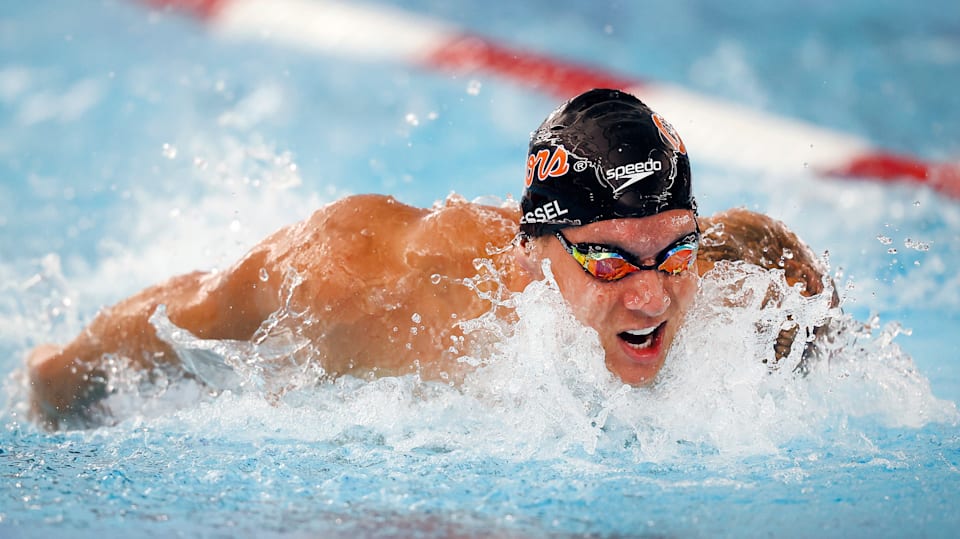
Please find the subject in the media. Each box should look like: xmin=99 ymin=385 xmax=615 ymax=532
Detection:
xmin=519 ymin=88 xmax=696 ymax=237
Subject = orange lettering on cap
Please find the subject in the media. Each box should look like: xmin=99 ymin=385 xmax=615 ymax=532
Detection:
xmin=526 ymin=146 xmax=571 ymax=187
xmin=525 ymin=153 xmax=538 ymax=186
xmin=653 ymin=113 xmax=687 ymax=155
xmin=543 ymin=146 xmax=569 ymax=180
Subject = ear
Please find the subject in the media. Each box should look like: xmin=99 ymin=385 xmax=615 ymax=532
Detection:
xmin=514 ymin=235 xmax=545 ymax=279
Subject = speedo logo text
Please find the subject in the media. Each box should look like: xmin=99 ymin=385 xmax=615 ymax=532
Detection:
xmin=605 ymin=159 xmax=662 ymax=193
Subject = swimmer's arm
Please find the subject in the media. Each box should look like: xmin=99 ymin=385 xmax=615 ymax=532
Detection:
xmin=27 ymin=245 xmax=280 ymax=427
xmin=696 ymin=208 xmax=836 ymax=367
xmin=697 ymin=207 xmax=828 ymax=296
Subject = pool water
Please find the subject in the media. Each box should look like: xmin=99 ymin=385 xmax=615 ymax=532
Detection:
xmin=2 ymin=0 xmax=959 ymax=537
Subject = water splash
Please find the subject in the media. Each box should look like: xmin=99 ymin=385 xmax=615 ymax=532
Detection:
xmin=8 ymin=247 xmax=956 ymax=464
xmin=151 ymin=266 xmax=325 ymax=403
xmin=150 ymin=255 xmax=952 ymax=463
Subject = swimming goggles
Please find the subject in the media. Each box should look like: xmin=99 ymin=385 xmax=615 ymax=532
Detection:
xmin=554 ymin=230 xmax=700 ymax=281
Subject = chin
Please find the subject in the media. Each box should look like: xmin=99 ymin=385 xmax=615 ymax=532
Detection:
xmin=604 ymin=347 xmax=667 ymax=386
xmin=608 ymin=361 xmax=664 ymax=386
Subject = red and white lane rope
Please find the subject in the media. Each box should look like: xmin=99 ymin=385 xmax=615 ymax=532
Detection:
xmin=147 ymin=0 xmax=960 ymax=199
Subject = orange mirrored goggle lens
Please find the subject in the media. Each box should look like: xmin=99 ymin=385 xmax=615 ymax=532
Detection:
xmin=556 ymin=232 xmax=699 ymax=281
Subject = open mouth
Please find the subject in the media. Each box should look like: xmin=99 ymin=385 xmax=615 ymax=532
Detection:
xmin=618 ymin=323 xmax=664 ymax=350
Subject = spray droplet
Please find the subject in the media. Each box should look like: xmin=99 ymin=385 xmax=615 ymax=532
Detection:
xmin=887 ymin=248 xmax=898 ymax=254
xmin=162 ymin=143 xmax=177 ymax=159
xmin=466 ymin=80 xmax=482 ymax=96
xmin=404 ymin=113 xmax=419 ymax=126
xmin=876 ymin=234 xmax=893 ymax=245
xmin=904 ymin=238 xmax=931 ymax=252
xmin=259 ymin=268 xmax=269 ymax=282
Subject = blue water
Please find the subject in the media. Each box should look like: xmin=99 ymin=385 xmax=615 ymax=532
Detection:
xmin=2 ymin=0 xmax=960 ymax=537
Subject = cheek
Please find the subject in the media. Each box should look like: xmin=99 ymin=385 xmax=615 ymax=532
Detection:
xmin=553 ymin=267 xmax=615 ymax=320
xmin=669 ymin=274 xmax=699 ymax=312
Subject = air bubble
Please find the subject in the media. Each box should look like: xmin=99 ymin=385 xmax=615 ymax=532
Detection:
xmin=876 ymin=234 xmax=893 ymax=245
xmin=161 ymin=143 xmax=177 ymax=159
xmin=259 ymin=268 xmax=269 ymax=282
xmin=466 ymin=80 xmax=482 ymax=96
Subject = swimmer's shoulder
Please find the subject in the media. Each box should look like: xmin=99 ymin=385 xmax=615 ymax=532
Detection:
xmin=404 ymin=195 xmax=521 ymax=280
xmin=303 ymin=193 xmax=519 ymax=237
xmin=266 ymin=193 xmax=518 ymax=268
xmin=699 ymin=207 xmax=827 ymax=296
xmin=425 ymin=194 xmax=519 ymax=232
xmin=305 ymin=194 xmax=426 ymax=229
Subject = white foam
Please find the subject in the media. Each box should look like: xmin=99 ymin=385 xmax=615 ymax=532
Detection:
xmin=78 ymin=256 xmax=958 ymax=464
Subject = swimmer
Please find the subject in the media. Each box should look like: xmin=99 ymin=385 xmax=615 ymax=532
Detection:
xmin=26 ymin=89 xmax=830 ymax=428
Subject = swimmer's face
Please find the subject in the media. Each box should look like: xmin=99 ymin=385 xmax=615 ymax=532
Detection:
xmin=518 ymin=210 xmax=700 ymax=385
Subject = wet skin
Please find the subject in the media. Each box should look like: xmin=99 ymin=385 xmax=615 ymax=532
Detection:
xmin=26 ymin=195 xmax=829 ymax=428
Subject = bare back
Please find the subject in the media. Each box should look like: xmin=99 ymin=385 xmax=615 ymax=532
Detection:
xmin=252 ymin=194 xmax=522 ymax=378
xmin=27 ymin=195 xmax=827 ymax=427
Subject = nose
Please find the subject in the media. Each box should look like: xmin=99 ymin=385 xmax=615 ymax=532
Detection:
xmin=622 ymin=271 xmax=670 ymax=316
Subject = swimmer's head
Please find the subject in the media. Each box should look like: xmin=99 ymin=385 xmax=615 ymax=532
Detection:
xmin=519 ymin=88 xmax=696 ymax=237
